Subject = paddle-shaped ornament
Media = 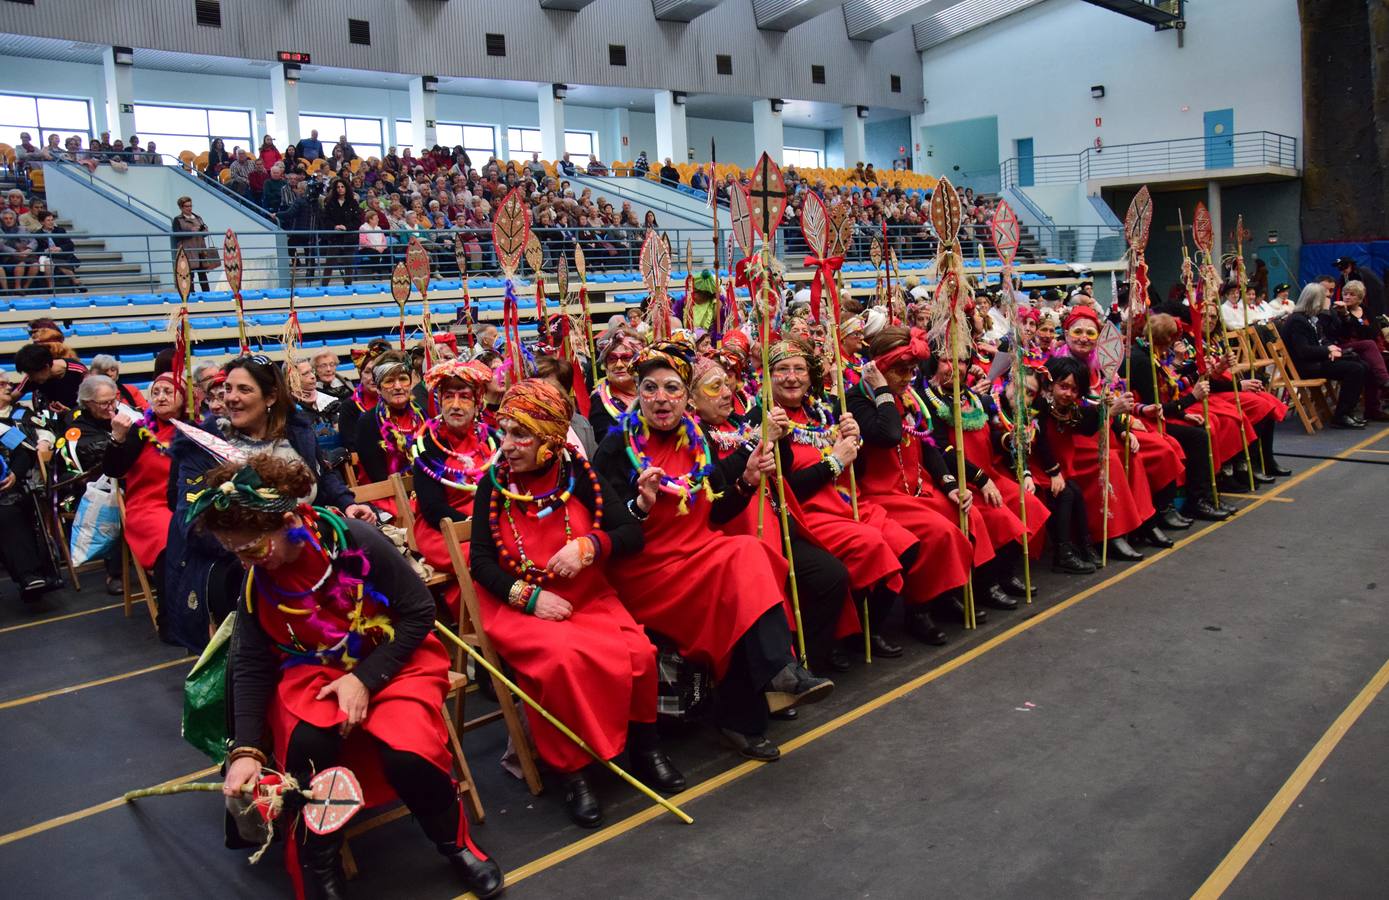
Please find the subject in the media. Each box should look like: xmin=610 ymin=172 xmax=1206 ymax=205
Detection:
xmin=1096 ymin=320 xmax=1125 ymax=386
xmin=748 ymin=152 xmax=788 ymax=239
xmin=1124 ymin=185 xmax=1154 ymax=253
xmin=493 ymin=189 xmax=531 ymax=384
xmin=639 ymin=230 xmax=672 ymax=340
xmin=930 ymin=176 xmax=963 ymax=252
xmin=390 ymin=262 xmax=412 ymax=348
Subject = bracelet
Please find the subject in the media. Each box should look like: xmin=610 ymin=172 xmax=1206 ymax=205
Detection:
xmin=228 ymin=745 xmax=267 ymax=766
xmin=524 ymin=586 xmax=541 ymax=615
xmin=507 ymin=580 xmax=530 ymax=609
xmin=577 ymin=536 xmax=596 ymax=567
xmin=824 ymin=455 xmax=844 ymax=478
xmin=735 ymin=475 xmax=755 ymax=496
xmin=626 ymin=498 xmax=650 ymax=521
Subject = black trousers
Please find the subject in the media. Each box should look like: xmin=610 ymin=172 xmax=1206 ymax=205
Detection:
xmin=714 ymin=606 xmax=793 ymax=736
xmin=1163 ymin=422 xmax=1214 ymax=494
xmin=787 ymin=534 xmax=849 ymax=674
xmin=1304 ymin=358 xmax=1368 ymax=416
xmin=1042 ymin=481 xmax=1090 ymax=547
xmin=0 ymin=498 xmax=43 ymax=586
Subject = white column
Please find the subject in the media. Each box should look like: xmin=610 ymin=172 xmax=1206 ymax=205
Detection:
xmin=605 ymin=107 xmax=631 ymax=164
xmin=537 ymin=84 xmax=565 ymax=162
xmin=752 ymin=100 xmax=784 ymax=165
xmin=1207 ymin=179 xmax=1223 ymax=262
xmin=410 ymin=77 xmax=437 ymax=150
xmin=840 ymin=106 xmax=867 ymax=168
xmin=270 ymin=64 xmax=301 ymax=145
xmin=101 ymin=47 xmax=136 ymax=142
xmin=654 ymin=90 xmax=688 ymax=166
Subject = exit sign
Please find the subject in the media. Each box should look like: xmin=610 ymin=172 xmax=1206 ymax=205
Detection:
xmin=277 ymin=51 xmax=312 ymax=64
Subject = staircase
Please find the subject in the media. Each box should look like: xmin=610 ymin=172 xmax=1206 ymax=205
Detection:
xmin=974 ymin=191 xmax=1046 ymax=262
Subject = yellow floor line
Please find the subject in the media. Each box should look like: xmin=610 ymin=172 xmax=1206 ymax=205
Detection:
xmin=0 ymin=765 xmax=220 ymax=847
xmin=455 ymin=427 xmax=1389 ymax=898
xmin=0 ymin=602 xmax=124 ymax=635
xmin=1219 ymin=492 xmax=1294 ymax=503
xmin=1190 ymin=656 xmax=1389 ymax=899
xmin=1351 ymin=447 xmax=1389 ymax=455
xmin=0 ymin=657 xmax=191 ymax=711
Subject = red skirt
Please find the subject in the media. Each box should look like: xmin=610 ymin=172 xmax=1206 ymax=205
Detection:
xmin=1036 ymin=426 xmax=1154 ymax=539
xmin=962 ymin=428 xmax=1050 ymax=557
xmin=122 ymin=442 xmax=173 ymax=570
xmin=1131 ymin=426 xmax=1185 ymax=489
xmin=854 ymin=492 xmax=976 ymax=601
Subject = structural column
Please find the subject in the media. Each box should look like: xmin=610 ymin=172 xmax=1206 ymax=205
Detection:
xmin=1207 ymin=179 xmax=1223 ymax=262
xmin=270 ymin=64 xmax=301 ymax=146
xmin=605 ymin=106 xmax=632 ymax=165
xmin=101 ymin=47 xmax=137 ymax=141
xmin=654 ymin=90 xmax=688 ymax=166
xmin=752 ymin=100 xmax=784 ymax=164
xmin=537 ymin=83 xmax=566 ymax=162
xmin=840 ymin=106 xmax=867 ymax=169
xmin=410 ymin=77 xmax=437 ymax=150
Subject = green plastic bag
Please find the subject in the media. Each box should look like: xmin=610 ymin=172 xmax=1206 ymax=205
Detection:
xmin=182 ymin=612 xmax=236 ymax=764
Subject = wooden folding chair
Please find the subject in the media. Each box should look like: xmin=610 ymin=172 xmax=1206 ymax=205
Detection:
xmin=114 ymin=484 xmax=158 ymax=629
xmin=1264 ymin=326 xmax=1332 ymax=433
xmin=441 ymin=517 xmax=544 ymax=796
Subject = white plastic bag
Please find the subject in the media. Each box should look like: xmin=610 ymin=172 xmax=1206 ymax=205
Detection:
xmin=69 ymin=475 xmax=121 ymax=566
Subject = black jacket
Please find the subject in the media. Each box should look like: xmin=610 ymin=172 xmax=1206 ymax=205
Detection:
xmin=1279 ymin=312 xmax=1334 ymax=367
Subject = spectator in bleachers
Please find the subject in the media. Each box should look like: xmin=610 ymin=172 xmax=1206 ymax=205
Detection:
xmin=313 ymin=350 xmax=352 ymax=400
xmin=6 ymin=190 xmax=27 ymax=217
xmin=0 ymin=208 xmax=37 ymax=294
xmin=170 ymin=197 xmax=215 ymax=293
xmin=247 ymin=157 xmax=268 ymax=201
xmin=586 ymin=154 xmax=607 ymax=176
xmin=659 ymin=157 xmax=679 ymax=186
xmin=138 ymin=140 xmax=161 ymax=165
xmin=31 ymin=212 xmax=81 ymax=294
xmin=632 ymin=150 xmax=650 ymax=177
xmin=319 ymin=178 xmax=363 ymax=286
xmin=260 ymin=161 xmax=288 ymax=214
xmin=526 ymin=151 xmax=546 ymax=180
xmin=206 ymin=137 xmax=230 ymax=174
xmin=278 ymin=179 xmax=317 ymax=280
xmin=558 ymin=152 xmax=577 ymax=176
xmin=17 ymin=197 xmax=46 ymax=234
xmin=357 ymin=208 xmax=392 ymax=280
xmin=227 ymin=148 xmax=254 ymax=199
xmin=295 ymin=129 xmax=324 ymax=163
xmin=333 ymin=134 xmax=357 ymax=162
xmin=258 ymin=134 xmax=280 ymax=170
xmin=1335 ymin=255 xmax=1384 ymax=319
xmin=689 ymin=164 xmax=708 ymax=194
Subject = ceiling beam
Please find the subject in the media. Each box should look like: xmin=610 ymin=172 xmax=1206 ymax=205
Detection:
xmin=911 ymin=0 xmax=1048 ymax=50
xmin=537 ymin=0 xmax=599 ymax=10
xmin=752 ymin=0 xmax=847 ymax=32
xmin=652 ymin=0 xmax=725 ymax=23
xmin=845 ymin=0 xmax=966 ymax=42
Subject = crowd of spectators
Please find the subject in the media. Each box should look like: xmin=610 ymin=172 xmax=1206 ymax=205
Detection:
xmin=0 ymin=187 xmax=82 ymax=294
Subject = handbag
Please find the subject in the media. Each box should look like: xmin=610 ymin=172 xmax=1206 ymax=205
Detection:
xmin=651 ymin=632 xmax=713 ymax=721
xmin=68 ymin=475 xmax=121 ymax=566
xmin=183 ymin=611 xmax=235 ymax=763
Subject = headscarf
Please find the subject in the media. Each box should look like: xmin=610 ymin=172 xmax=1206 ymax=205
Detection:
xmin=767 ymin=339 xmax=810 ymax=369
xmin=597 ymin=327 xmax=642 ymax=364
xmin=691 ymin=270 xmax=718 ymax=296
xmin=184 ymin=463 xmax=298 ymax=524
xmin=498 ymin=379 xmax=572 ymax=450
xmin=863 ymin=306 xmax=889 ymax=339
xmin=839 ymin=315 xmax=866 ymax=339
xmin=1062 ymin=305 xmax=1101 ymax=333
xmin=720 ymin=329 xmax=750 ymax=356
xmin=873 ymin=327 xmax=932 ymax=371
xmin=635 ymin=340 xmax=695 ymax=385
xmin=371 ymin=351 xmax=412 ymax=385
xmin=691 ymin=355 xmax=725 ymax=390
xmin=423 ymin=358 xmax=492 ymax=394
xmin=1017 ymin=306 xmax=1041 ymax=325
xmin=352 ymin=338 xmax=392 ymax=374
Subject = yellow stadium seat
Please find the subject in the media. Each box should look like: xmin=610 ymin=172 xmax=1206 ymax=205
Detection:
xmin=0 ymin=143 xmax=14 ymax=168
xmin=29 ymin=169 xmax=43 ymax=192
xmin=178 ymin=150 xmax=195 ymax=166
xmin=195 ymin=151 xmax=209 ymax=172
xmin=218 ymin=167 xmax=232 ymax=184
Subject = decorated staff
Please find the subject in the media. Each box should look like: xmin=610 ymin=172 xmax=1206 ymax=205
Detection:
xmin=453 ymin=233 xmax=476 ymax=350
xmin=926 ymin=176 xmax=977 ymax=629
xmin=990 ymin=200 xmax=1032 ymax=602
xmin=525 ymin=233 xmax=551 ymax=347
xmin=575 ymin=244 xmax=596 ymax=366
xmin=639 ymin=229 xmax=673 ymax=341
xmin=1224 ymin=214 xmax=1262 ymax=482
xmin=1123 ymin=187 xmax=1161 ymax=468
xmin=222 ymin=229 xmax=249 ymax=355
xmin=407 ymin=237 xmax=435 ymax=368
xmin=870 ymin=236 xmax=884 ymax=309
xmin=1095 ymin=321 xmax=1125 ymax=567
xmin=1179 ymin=208 xmax=1223 ymax=506
xmin=171 ymin=247 xmax=196 ymax=418
xmin=493 ymin=187 xmax=531 ymax=386
xmin=391 ymin=261 xmax=412 ymax=350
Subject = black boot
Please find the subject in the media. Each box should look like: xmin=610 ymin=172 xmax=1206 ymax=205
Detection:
xmin=299 ymin=833 xmax=348 ymax=900
xmin=563 ymin=771 xmax=603 ymax=828
xmin=627 ymin=722 xmax=686 ymax=794
xmin=1052 ymin=542 xmax=1096 ymax=575
xmin=951 ymin=594 xmax=988 ymax=624
xmin=905 ymin=606 xmax=947 ymax=645
xmin=418 ymin=804 xmax=505 ymax=898
xmin=868 ymin=633 xmax=904 ymax=657
xmin=1107 ymin=537 xmax=1144 ymax=562
xmin=1161 ymin=505 xmax=1194 ymax=530
xmin=1080 ymin=542 xmax=1104 ymax=568
xmin=994 ymin=543 xmax=1036 ymax=598
xmin=1189 ymin=495 xmax=1232 ymax=521
xmin=983 ymin=583 xmax=1019 ymax=610
xmin=1135 ymin=522 xmax=1174 ymax=549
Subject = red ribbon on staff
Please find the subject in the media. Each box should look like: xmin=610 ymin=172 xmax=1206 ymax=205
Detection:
xmin=733 ymin=256 xmax=763 ymax=296
xmin=1189 ymin=282 xmax=1207 ymax=376
xmin=802 ymin=253 xmax=843 ymax=324
xmin=535 ymin=276 xmax=550 ymax=345
xmin=503 ymin=281 xmax=524 ymax=386
xmin=724 ymin=275 xmax=740 ymax=331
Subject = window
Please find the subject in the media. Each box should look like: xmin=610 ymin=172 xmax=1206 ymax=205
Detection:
xmin=291 ymin=113 xmax=383 ymax=160
xmin=395 ymin=121 xmax=495 ymax=163
xmin=608 ymin=44 xmax=627 ymax=67
xmin=194 ymin=0 xmax=221 ymax=28
xmin=715 ymin=54 xmax=732 ymax=76
xmin=783 ymin=147 xmax=821 ymax=168
xmin=506 ymin=128 xmax=597 ymax=161
xmin=485 ymin=33 xmax=506 ymax=57
xmin=810 ymin=65 xmax=826 ymax=85
xmin=348 ymin=18 xmax=371 ymax=46
xmin=0 ymin=92 xmax=93 ymax=150
xmin=132 ymin=102 xmax=250 ymax=157
xmin=890 ymin=74 xmax=902 ymax=94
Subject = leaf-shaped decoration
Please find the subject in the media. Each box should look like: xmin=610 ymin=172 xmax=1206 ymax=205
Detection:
xmin=174 ymin=247 xmax=193 ymax=304
xmin=828 ymin=206 xmax=854 ymax=258
xmin=800 ymin=191 xmax=830 ymax=258
xmin=492 ymin=187 xmax=531 ymax=276
xmin=929 ymin=177 xmax=963 ymax=249
xmin=991 ymin=201 xmax=1020 ymax=267
xmin=453 ymin=233 xmax=468 ymax=276
xmin=748 ymin=152 xmax=788 ymax=238
xmin=574 ymin=243 xmax=587 ymax=281
xmin=390 ymin=262 xmax=412 ymax=306
xmin=729 ymin=184 xmax=756 ymax=258
xmin=869 ymin=237 xmax=883 ymax=269
xmin=524 ymin=233 xmax=544 ymax=275
xmin=1097 ymin=320 xmax=1125 ymax=382
xmin=557 ymin=255 xmax=569 ymax=301
xmin=221 ymin=229 xmax=243 ymax=295
xmin=639 ymin=230 xmax=671 ymax=295
xmin=405 ymin=238 xmax=431 ymax=293
xmin=1124 ymin=186 xmax=1153 ymax=252
xmin=1192 ymin=201 xmax=1213 ymax=255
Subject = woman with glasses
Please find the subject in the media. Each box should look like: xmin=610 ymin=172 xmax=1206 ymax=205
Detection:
xmin=170 ymin=197 xmax=216 ymax=294
xmin=193 ymin=455 xmax=503 ymax=899
xmin=592 ymin=343 xmax=833 ymax=761
xmin=167 ymin=355 xmax=375 ymax=652
xmin=586 ymin=327 xmax=642 ymax=437
xmin=355 ymin=351 xmax=424 ymax=500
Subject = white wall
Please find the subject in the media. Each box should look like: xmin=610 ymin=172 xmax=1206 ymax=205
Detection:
xmin=919 ymin=0 xmax=1303 ymax=162
xmin=0 ymin=56 xmax=829 ymax=165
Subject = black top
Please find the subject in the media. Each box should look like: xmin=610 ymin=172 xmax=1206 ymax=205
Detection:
xmin=229 ymin=519 xmax=435 ymax=750
xmin=18 ymin=365 xmax=85 ymax=411
xmin=586 ymin=391 xmax=627 ymax=442
xmin=355 ymin=405 xmax=398 ymax=483
xmin=591 ymin=427 xmax=751 ymax=525
xmin=468 ymin=456 xmax=641 ymax=603
xmin=1279 ymin=312 xmax=1333 ymax=366
xmin=844 ymin=381 xmax=961 ymax=487
xmin=1127 ymin=343 xmax=1199 ymax=419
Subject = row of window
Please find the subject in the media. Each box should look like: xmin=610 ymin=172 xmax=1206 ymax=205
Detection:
xmin=0 ymin=91 xmax=819 ymax=168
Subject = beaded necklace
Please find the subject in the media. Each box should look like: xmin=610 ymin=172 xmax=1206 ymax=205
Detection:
xmin=595 ymin=379 xmax=633 ymax=421
xmin=412 ymin=419 xmax=497 ymax=492
xmin=704 ymin=421 xmax=757 ymax=453
xmin=137 ymin=408 xmax=174 ymax=455
xmin=786 ymin=398 xmax=839 ymax=449
xmin=487 ymin=452 xmax=605 ymax=586
xmin=922 ymin=382 xmax=988 ymax=431
xmin=989 ymin=385 xmax=1037 ymax=456
xmin=376 ymin=402 xmax=424 ymax=472
xmin=351 ymin=383 xmax=377 ymax=413
xmin=620 ymin=408 xmax=717 ymax=514
xmin=898 ymin=386 xmax=936 ymax=444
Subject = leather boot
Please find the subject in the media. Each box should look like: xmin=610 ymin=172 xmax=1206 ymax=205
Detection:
xmin=1107 ymin=537 xmax=1144 ymax=561
xmin=1052 ymin=542 xmax=1096 ymax=575
xmin=905 ymin=606 xmax=947 ymax=645
xmin=1135 ymin=523 xmax=1174 ymax=549
xmin=1190 ymin=495 xmax=1231 ymax=521
xmin=983 ymin=583 xmax=1019 ymax=610
xmin=418 ymin=805 xmax=505 ymax=898
xmin=1160 ymin=505 xmax=1193 ymax=530
xmin=299 ymin=833 xmax=349 ymax=900
xmin=627 ymin=722 xmax=686 ymax=794
xmin=563 ymin=771 xmax=603 ymax=828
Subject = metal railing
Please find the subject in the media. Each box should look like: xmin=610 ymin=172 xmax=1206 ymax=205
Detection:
xmin=1000 ymin=131 xmax=1299 ymax=188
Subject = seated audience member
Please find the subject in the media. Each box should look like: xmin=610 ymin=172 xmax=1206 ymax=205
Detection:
xmin=30 ymin=211 xmax=82 ymax=293
xmin=88 ymin=354 xmax=147 ymax=409
xmin=1281 ymin=282 xmax=1370 ymax=428
xmin=0 ymin=207 xmax=38 ymax=293
xmin=313 ymin=350 xmax=353 ymax=400
xmin=1329 ymin=279 xmax=1388 ymax=420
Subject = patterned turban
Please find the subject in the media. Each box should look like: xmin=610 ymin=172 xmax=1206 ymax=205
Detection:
xmin=498 ymin=379 xmax=572 ymax=448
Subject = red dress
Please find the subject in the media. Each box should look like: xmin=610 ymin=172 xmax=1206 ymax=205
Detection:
xmin=121 ymin=422 xmax=174 ymax=569
xmin=607 ymin=428 xmax=786 ymax=679
xmin=473 ymin=465 xmax=657 ymax=773
xmin=965 ymin=419 xmax=1050 ymax=558
xmin=1079 ymin=355 xmax=1185 ymax=489
xmin=410 ymin=422 xmax=494 ymax=617
xmin=1035 ymin=404 xmax=1154 ymax=539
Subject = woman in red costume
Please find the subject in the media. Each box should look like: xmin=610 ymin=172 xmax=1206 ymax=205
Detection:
xmin=199 ymin=455 xmax=503 ymax=900
xmin=586 ymin=327 xmax=642 ymax=437
xmin=410 ymin=358 xmax=498 ymax=616
xmin=103 ymin=372 xmax=184 ymax=642
xmin=356 ymin=351 xmax=424 ymax=504
xmin=593 ymin=342 xmax=833 ymax=762
xmin=337 ymin=338 xmax=389 ymax=460
xmin=469 ymin=379 xmax=683 ymax=828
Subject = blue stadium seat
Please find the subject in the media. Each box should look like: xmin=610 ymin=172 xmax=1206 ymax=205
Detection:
xmin=261 ymin=342 xmax=285 ymax=353
xmin=264 ymin=288 xmax=292 ymax=300
xmin=251 ymin=313 xmax=289 ymax=327
xmin=297 ymin=311 xmax=323 ymax=324
xmin=203 ymin=291 xmax=233 ymax=302
xmin=326 ymin=337 xmax=352 ymax=346
xmin=125 ymin=293 xmax=161 ymax=305
xmin=190 ymin=316 xmax=222 ymax=329
xmin=73 ymin=323 xmax=114 ymax=337
xmin=241 ymin=290 xmax=267 ymax=301
xmin=119 ymin=352 xmax=155 ymax=363
xmin=114 ymin=320 xmax=157 ymax=334
xmin=301 ymin=339 xmax=325 ymax=349
xmin=350 ymin=308 xmax=378 ymax=320
xmin=433 ymin=279 xmax=462 ymax=291
xmin=405 ymin=303 xmax=424 ymax=316
xmin=12 ymin=298 xmax=48 ymax=311
xmin=0 ymin=327 xmax=29 ymax=342
xmin=319 ymin=309 xmax=352 ymax=322
xmin=54 ymin=295 xmax=91 ymax=309
xmin=297 ymin=287 xmax=326 ymax=298
xmin=93 ymin=295 xmax=129 ymax=308
xmin=193 ymin=345 xmax=226 ymax=357
xmin=353 ymin=283 xmax=385 ymax=294
xmin=434 ymin=303 xmax=458 ymax=316
xmin=325 ymin=286 xmax=353 ymax=297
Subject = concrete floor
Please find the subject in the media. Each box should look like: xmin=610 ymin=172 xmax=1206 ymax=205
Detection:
xmin=1 ymin=420 xmax=1386 ymax=899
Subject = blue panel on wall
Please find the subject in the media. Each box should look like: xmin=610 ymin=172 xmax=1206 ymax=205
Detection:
xmin=1017 ymin=137 xmax=1034 ymax=187
xmin=1204 ymin=108 xmax=1234 ymax=168
xmin=865 ymin=117 xmax=911 ymax=170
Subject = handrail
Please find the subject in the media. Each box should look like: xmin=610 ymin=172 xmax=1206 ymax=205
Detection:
xmin=565 ymin=174 xmax=717 ymax=226
xmin=150 ymin=153 xmax=279 ymax=225
xmin=46 ymin=160 xmax=171 ymax=229
xmin=1000 ymin=130 xmax=1299 ymax=188
xmin=1001 ymin=186 xmax=1057 ymax=256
